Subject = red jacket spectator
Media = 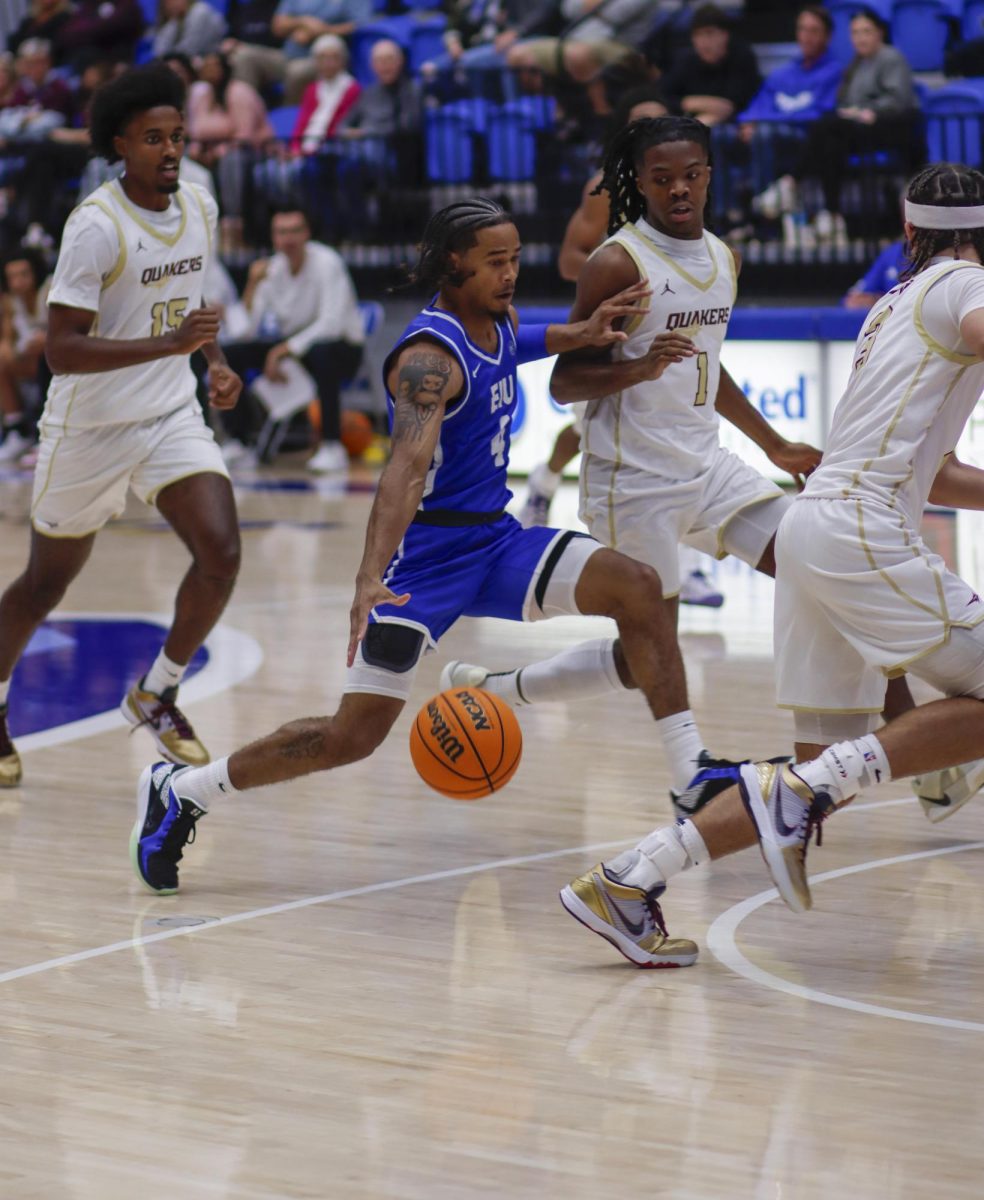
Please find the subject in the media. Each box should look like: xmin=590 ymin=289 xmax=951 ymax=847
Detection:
xmin=290 ymin=34 xmax=360 ymax=153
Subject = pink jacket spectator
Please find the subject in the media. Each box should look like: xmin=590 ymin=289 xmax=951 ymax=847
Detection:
xmin=290 ymin=73 xmax=361 ymax=154
xmin=188 ymin=78 xmax=274 ymax=150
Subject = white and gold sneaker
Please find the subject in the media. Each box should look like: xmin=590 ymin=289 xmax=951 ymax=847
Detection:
xmin=0 ymin=703 xmax=21 ymax=787
xmin=739 ymin=760 xmax=833 ymax=914
xmin=122 ymin=682 xmax=210 ymax=767
xmin=560 ymin=864 xmax=698 ymax=968
xmin=439 ymin=660 xmax=529 ymax=704
xmin=915 ymin=759 xmax=984 ymax=823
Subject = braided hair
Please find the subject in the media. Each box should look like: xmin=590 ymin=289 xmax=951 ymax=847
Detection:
xmin=902 ymin=162 xmax=984 ymax=280
xmin=592 ymin=116 xmax=712 ymax=236
xmin=406 ymin=198 xmax=512 ymax=293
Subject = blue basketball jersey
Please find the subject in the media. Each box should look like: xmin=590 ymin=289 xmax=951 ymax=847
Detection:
xmin=384 ymin=304 xmax=518 ymax=514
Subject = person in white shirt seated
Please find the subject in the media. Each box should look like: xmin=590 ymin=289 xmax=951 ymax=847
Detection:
xmin=221 ymin=205 xmax=364 ymax=472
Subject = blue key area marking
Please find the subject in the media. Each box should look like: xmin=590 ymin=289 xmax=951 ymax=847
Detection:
xmin=9 ymin=619 xmax=208 ymax=737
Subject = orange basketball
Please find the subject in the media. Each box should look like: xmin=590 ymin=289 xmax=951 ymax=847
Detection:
xmin=409 ymin=687 xmax=522 ymax=800
xmin=340 ymin=410 xmax=374 ymax=459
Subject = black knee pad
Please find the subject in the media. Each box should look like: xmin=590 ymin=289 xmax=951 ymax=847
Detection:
xmin=361 ymin=623 xmax=425 ymax=673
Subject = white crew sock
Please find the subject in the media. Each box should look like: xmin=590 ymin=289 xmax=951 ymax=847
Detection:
xmin=656 ymin=710 xmax=705 ymax=791
xmin=606 ymin=818 xmax=707 ymax=892
xmin=143 ymin=649 xmax=187 ymax=697
xmin=173 ymin=757 xmax=236 ymax=810
xmin=509 ymin=637 xmax=626 ymax=705
xmin=528 ymin=463 xmax=561 ymax=499
xmin=795 ymin=734 xmax=892 ymax=806
xmin=0 ymin=678 xmax=9 ymax=706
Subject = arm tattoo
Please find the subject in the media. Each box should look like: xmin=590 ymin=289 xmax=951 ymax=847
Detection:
xmin=392 ymin=350 xmax=452 ymax=442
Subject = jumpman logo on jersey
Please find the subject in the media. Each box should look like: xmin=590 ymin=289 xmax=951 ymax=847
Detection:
xmin=661 ymin=279 xmax=676 ymax=296
xmin=136 ymin=239 xmax=148 ymax=253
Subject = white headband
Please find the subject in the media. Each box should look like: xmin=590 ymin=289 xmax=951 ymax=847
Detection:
xmin=905 ymin=200 xmax=984 ymax=229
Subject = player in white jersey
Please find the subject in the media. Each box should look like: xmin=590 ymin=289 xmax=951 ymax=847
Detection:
xmin=0 ymin=64 xmax=243 ymax=787
xmin=558 ymin=162 xmax=984 ymax=967
xmin=445 ymin=116 xmax=856 ymax=814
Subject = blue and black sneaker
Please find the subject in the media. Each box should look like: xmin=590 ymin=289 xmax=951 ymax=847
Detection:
xmin=131 ymin=762 xmax=205 ymax=894
xmin=670 ymin=751 xmax=749 ymax=818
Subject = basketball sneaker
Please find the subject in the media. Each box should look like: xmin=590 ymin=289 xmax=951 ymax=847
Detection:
xmin=560 ymin=864 xmax=698 ymax=968
xmin=679 ymin=569 xmax=725 ymax=608
xmin=738 ymin=760 xmax=834 ymax=913
xmin=122 ymin=681 xmax=210 ymax=767
xmin=0 ymin=703 xmax=22 ymax=787
xmin=439 ymin=660 xmax=528 ymax=704
xmin=131 ymin=762 xmax=205 ymax=894
xmin=670 ymin=751 xmax=748 ymax=818
xmin=915 ymin=758 xmax=984 ymax=823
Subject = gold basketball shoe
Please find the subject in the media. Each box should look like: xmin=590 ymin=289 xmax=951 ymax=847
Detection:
xmin=0 ymin=703 xmax=22 ymax=787
xmin=915 ymin=759 xmax=984 ymax=823
xmin=121 ymin=682 xmax=209 ymax=767
xmin=560 ymin=865 xmax=698 ymax=968
xmin=739 ymin=760 xmax=834 ymax=913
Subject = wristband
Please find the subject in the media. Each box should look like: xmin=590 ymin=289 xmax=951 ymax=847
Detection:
xmin=515 ymin=323 xmax=549 ymax=364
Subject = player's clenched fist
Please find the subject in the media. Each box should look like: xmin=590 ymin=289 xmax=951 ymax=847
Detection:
xmin=640 ymin=331 xmax=697 ymax=380
xmin=169 ymin=306 xmax=221 ymax=354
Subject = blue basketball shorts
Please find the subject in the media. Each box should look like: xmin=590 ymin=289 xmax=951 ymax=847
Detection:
xmin=345 ymin=514 xmax=603 ymax=700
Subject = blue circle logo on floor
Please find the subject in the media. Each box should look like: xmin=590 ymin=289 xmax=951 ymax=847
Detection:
xmin=9 ymin=620 xmax=208 ymax=737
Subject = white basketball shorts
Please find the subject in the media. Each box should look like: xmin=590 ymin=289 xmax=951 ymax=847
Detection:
xmin=579 ymin=444 xmax=789 ymax=595
xmin=775 ymin=496 xmax=984 ymax=717
xmin=31 ymin=401 xmax=229 ymax=538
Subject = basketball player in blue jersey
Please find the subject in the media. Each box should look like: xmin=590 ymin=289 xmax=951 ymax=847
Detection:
xmin=130 ymin=198 xmax=708 ymax=962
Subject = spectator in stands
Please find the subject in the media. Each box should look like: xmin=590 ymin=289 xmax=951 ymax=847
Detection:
xmin=754 ymin=8 xmax=919 ymax=243
xmin=188 ymin=51 xmax=272 ymax=246
xmin=220 ymin=206 xmax=364 ymax=475
xmin=161 ymin=50 xmax=197 ymax=89
xmin=739 ymin=6 xmax=840 ymax=130
xmin=271 ymin=0 xmax=373 ymax=104
xmin=0 ymin=247 xmax=50 ymax=464
xmin=292 ymin=33 xmax=360 ymax=152
xmin=6 ymin=0 xmax=71 ymax=65
xmin=422 ymin=0 xmax=564 ymax=103
xmin=222 ymin=0 xmax=287 ymax=97
xmin=59 ymin=0 xmax=144 ymax=71
xmin=339 ymin=39 xmax=421 ymax=139
xmin=661 ymin=4 xmax=762 ymax=126
xmin=152 ymin=0 xmax=228 ymax=60
xmin=0 ymin=39 xmax=74 ymax=145
xmin=506 ymin=0 xmax=653 ymax=115
xmin=843 ymin=237 xmax=908 ymax=308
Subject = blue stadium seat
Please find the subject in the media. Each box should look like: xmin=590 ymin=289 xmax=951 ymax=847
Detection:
xmin=440 ymin=97 xmax=494 ymax=133
xmin=964 ymin=0 xmax=984 ymax=39
xmin=923 ymin=84 xmax=984 ymax=166
xmin=425 ymin=108 xmax=474 ymax=182
xmin=409 ymin=22 xmax=447 ymax=74
xmin=487 ymin=109 xmax=536 ymax=181
xmin=268 ymin=105 xmax=300 ymax=141
xmin=202 ymin=0 xmax=228 ymax=13
xmin=500 ymin=95 xmax=555 ymax=131
xmin=349 ymin=14 xmax=445 ymax=83
xmin=892 ymin=1 xmax=957 ymax=72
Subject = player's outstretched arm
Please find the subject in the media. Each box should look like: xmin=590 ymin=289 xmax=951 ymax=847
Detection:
xmin=46 ymin=303 xmax=221 ymax=376
xmin=549 ymin=245 xmax=694 ymax=403
xmin=715 ymin=365 xmax=822 ymax=487
xmin=347 ymin=340 xmax=464 ymax=666
xmin=929 ymin=453 xmax=984 ymax=510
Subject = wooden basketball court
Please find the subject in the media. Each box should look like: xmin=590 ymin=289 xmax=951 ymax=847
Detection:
xmin=1 ymin=466 xmax=981 ymax=1200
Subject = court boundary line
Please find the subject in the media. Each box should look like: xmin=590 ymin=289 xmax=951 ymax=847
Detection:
xmin=0 ymin=795 xmax=915 ymax=989
xmin=707 ymin=839 xmax=984 ymax=1033
xmin=15 ymin=613 xmax=263 ymax=756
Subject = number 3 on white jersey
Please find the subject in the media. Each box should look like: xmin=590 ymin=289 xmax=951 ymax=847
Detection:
xmin=490 ymin=414 xmax=509 ymax=467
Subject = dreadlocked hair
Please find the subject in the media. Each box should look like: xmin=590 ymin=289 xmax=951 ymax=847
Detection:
xmin=89 ymin=64 xmax=186 ymax=163
xmin=593 ymin=116 xmax=711 ymax=236
xmin=404 ymin=198 xmax=511 ymax=293
xmin=902 ymin=162 xmax=984 ymax=280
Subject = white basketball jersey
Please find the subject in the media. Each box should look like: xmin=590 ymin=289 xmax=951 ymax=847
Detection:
xmin=43 ymin=178 xmax=216 ymax=432
xmin=580 ymin=218 xmax=737 ymax=481
xmin=804 ymin=258 xmax=984 ymax=524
